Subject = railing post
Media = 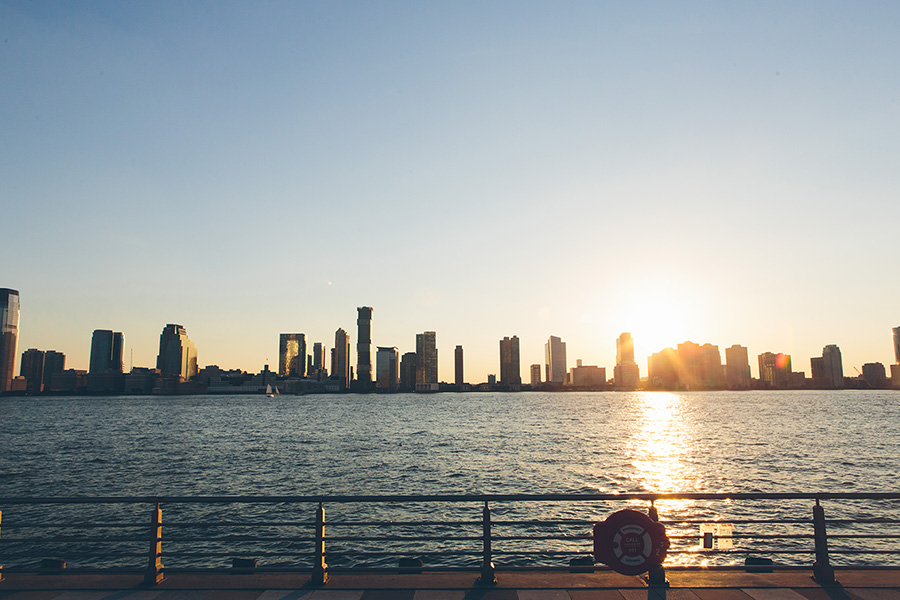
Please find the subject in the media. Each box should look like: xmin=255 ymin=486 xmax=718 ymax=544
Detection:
xmin=144 ymin=502 xmax=164 ymax=585
xmin=311 ymin=502 xmax=328 ymax=585
xmin=812 ymin=499 xmax=835 ymax=585
xmin=476 ymin=501 xmax=496 ymax=586
xmin=0 ymin=509 xmax=4 ymax=582
xmin=647 ymin=501 xmax=668 ymax=587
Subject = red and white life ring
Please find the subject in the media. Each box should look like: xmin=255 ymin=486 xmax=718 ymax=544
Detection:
xmin=593 ymin=509 xmax=669 ymax=575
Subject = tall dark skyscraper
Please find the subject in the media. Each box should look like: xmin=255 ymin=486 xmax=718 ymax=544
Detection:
xmin=614 ymin=332 xmax=640 ymax=390
xmin=332 ymin=328 xmax=350 ymax=390
xmin=20 ymin=348 xmax=45 ymax=394
xmin=0 ymin=288 xmax=20 ymax=393
xmin=357 ymin=307 xmax=373 ymax=389
xmin=544 ymin=335 xmax=567 ymax=384
xmin=279 ymin=333 xmax=306 ymax=377
xmin=157 ymin=324 xmax=198 ymax=379
xmin=499 ymin=336 xmax=521 ymax=385
xmin=893 ymin=326 xmax=900 ymax=364
xmin=89 ymin=329 xmax=124 ymax=374
xmin=416 ymin=331 xmax=438 ymax=385
xmin=454 ymin=345 xmax=464 ymax=386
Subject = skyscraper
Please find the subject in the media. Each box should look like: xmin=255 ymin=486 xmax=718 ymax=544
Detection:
xmin=544 ymin=336 xmax=567 ymax=384
xmin=893 ymin=326 xmax=900 ymax=364
xmin=724 ymin=344 xmax=752 ymax=388
xmin=499 ymin=336 xmax=521 ymax=385
xmin=357 ymin=307 xmax=373 ymax=390
xmin=1 ymin=288 xmax=20 ymax=393
xmin=156 ymin=324 xmax=198 ymax=380
xmin=821 ymin=344 xmax=844 ymax=389
xmin=454 ymin=345 xmax=464 ymax=387
xmin=530 ymin=364 xmax=542 ymax=386
xmin=89 ymin=329 xmax=124 ymax=374
xmin=279 ymin=333 xmax=306 ymax=377
xmin=42 ymin=350 xmax=65 ymax=388
xmin=758 ymin=352 xmax=791 ymax=389
xmin=614 ymin=332 xmax=640 ymax=389
xmin=416 ymin=331 xmax=438 ymax=385
xmin=312 ymin=342 xmax=326 ymax=378
xmin=375 ymin=346 xmax=399 ymax=391
xmin=20 ymin=348 xmax=45 ymax=394
xmin=399 ymin=352 xmax=417 ymax=392
xmin=332 ymin=328 xmax=350 ymax=390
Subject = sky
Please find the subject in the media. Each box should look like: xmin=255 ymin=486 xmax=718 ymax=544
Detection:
xmin=3 ymin=1 xmax=899 ymax=382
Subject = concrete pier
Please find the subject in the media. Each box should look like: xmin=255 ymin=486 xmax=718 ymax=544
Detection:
xmin=2 ymin=569 xmax=900 ymax=599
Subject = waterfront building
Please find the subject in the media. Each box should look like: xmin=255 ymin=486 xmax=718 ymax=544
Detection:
xmin=530 ymin=363 xmax=541 ymax=386
xmin=332 ymin=328 xmax=350 ymax=390
xmin=570 ymin=360 xmax=606 ymax=388
xmin=156 ymin=324 xmax=198 ymax=380
xmin=893 ymin=326 xmax=900 ymax=364
xmin=647 ymin=347 xmax=678 ymax=389
xmin=416 ymin=331 xmax=438 ymax=385
xmin=613 ymin=332 xmax=640 ymax=390
xmin=810 ymin=344 xmax=843 ymax=389
xmin=357 ymin=307 xmax=373 ymax=390
xmin=758 ymin=352 xmax=792 ymax=389
xmin=454 ymin=345 xmax=464 ymax=386
xmin=499 ymin=336 xmax=521 ymax=386
xmin=892 ymin=364 xmax=900 ymax=389
xmin=312 ymin=342 xmax=327 ymax=378
xmin=20 ymin=348 xmax=45 ymax=394
xmin=862 ymin=362 xmax=887 ymax=388
xmin=399 ymin=352 xmax=417 ymax=392
xmin=375 ymin=346 xmax=399 ymax=391
xmin=279 ymin=333 xmax=306 ymax=377
xmin=544 ymin=336 xmax=567 ymax=384
xmin=42 ymin=350 xmax=65 ymax=389
xmin=89 ymin=329 xmax=124 ymax=374
xmin=1 ymin=288 xmax=20 ymax=393
xmin=724 ymin=344 xmax=752 ymax=388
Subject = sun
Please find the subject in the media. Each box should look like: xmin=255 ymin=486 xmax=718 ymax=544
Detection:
xmin=612 ymin=285 xmax=698 ymax=365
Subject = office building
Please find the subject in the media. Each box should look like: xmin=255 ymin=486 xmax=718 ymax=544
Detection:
xmin=399 ymin=352 xmax=417 ymax=392
xmin=89 ymin=329 xmax=124 ymax=374
xmin=893 ymin=326 xmax=900 ymax=364
xmin=279 ymin=333 xmax=306 ymax=377
xmin=724 ymin=344 xmax=752 ymax=388
xmin=312 ymin=342 xmax=326 ymax=378
xmin=1 ymin=288 xmax=20 ymax=393
xmin=454 ymin=345 xmax=464 ymax=386
xmin=570 ymin=359 xmax=606 ymax=388
xmin=156 ymin=324 xmax=198 ymax=380
xmin=332 ymin=328 xmax=350 ymax=390
xmin=862 ymin=362 xmax=887 ymax=388
xmin=810 ymin=344 xmax=843 ymax=389
xmin=416 ymin=331 xmax=438 ymax=385
xmin=42 ymin=350 xmax=65 ymax=389
xmin=357 ymin=307 xmax=373 ymax=389
xmin=499 ymin=336 xmax=521 ymax=385
xmin=375 ymin=346 xmax=399 ymax=391
xmin=648 ymin=348 xmax=678 ymax=389
xmin=20 ymin=348 xmax=45 ymax=394
xmin=614 ymin=332 xmax=640 ymax=389
xmin=758 ymin=352 xmax=791 ymax=389
xmin=544 ymin=336 xmax=567 ymax=384
xmin=530 ymin=364 xmax=542 ymax=386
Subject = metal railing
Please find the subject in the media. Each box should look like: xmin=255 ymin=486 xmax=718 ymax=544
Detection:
xmin=1 ymin=492 xmax=899 ymax=585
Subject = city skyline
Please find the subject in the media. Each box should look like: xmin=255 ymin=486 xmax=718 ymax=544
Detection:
xmin=4 ymin=3 xmax=899 ymax=381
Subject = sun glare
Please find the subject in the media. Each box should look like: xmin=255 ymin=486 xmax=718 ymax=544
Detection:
xmin=615 ymin=288 xmax=698 ymax=362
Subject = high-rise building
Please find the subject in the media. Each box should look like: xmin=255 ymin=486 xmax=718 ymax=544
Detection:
xmin=312 ymin=342 xmax=326 ymax=378
xmin=399 ymin=352 xmax=417 ymax=392
xmin=279 ymin=333 xmax=306 ymax=377
xmin=530 ymin=364 xmax=542 ymax=386
xmin=544 ymin=336 xmax=567 ymax=384
xmin=42 ymin=350 xmax=65 ymax=389
xmin=454 ymin=345 xmax=464 ymax=386
xmin=416 ymin=331 xmax=438 ymax=384
xmin=156 ymin=324 xmax=198 ymax=380
xmin=724 ymin=344 xmax=752 ymax=388
xmin=822 ymin=344 xmax=843 ymax=389
xmin=332 ymin=328 xmax=350 ymax=390
xmin=89 ymin=329 xmax=124 ymax=374
xmin=357 ymin=307 xmax=373 ymax=389
xmin=20 ymin=348 xmax=45 ymax=394
xmin=862 ymin=362 xmax=887 ymax=388
xmin=1 ymin=288 xmax=21 ymax=392
xmin=648 ymin=347 xmax=678 ymax=389
xmin=499 ymin=336 xmax=521 ymax=385
xmin=375 ymin=346 xmax=399 ymax=391
xmin=758 ymin=352 xmax=791 ymax=389
xmin=893 ymin=326 xmax=900 ymax=364
xmin=614 ymin=332 xmax=640 ymax=389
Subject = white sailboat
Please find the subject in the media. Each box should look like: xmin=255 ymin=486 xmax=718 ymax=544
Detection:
xmin=265 ymin=384 xmax=279 ymax=397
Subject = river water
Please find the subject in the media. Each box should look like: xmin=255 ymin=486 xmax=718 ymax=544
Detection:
xmin=2 ymin=390 xmax=899 ymax=569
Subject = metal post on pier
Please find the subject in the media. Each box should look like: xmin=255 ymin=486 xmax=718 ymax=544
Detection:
xmin=144 ymin=502 xmax=164 ymax=585
xmin=812 ymin=499 xmax=835 ymax=585
xmin=0 ymin=509 xmax=4 ymax=582
xmin=311 ymin=502 xmax=328 ymax=585
xmin=476 ymin=501 xmax=497 ymax=586
xmin=647 ymin=501 xmax=668 ymax=587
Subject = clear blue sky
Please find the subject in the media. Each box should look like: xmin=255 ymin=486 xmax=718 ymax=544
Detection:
xmin=3 ymin=1 xmax=899 ymax=381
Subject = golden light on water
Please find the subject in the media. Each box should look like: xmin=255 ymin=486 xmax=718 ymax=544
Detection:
xmin=630 ymin=392 xmax=692 ymax=492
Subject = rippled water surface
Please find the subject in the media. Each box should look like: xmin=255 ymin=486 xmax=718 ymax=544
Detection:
xmin=2 ymin=390 xmax=899 ymax=568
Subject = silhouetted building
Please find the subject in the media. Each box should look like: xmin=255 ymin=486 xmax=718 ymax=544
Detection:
xmin=48 ymin=369 xmax=87 ymax=393
xmin=376 ymin=346 xmax=399 ymax=391
xmin=544 ymin=336 xmax=567 ymax=384
xmin=357 ymin=307 xmax=373 ymax=390
xmin=399 ymin=352 xmax=417 ymax=392
xmin=89 ymin=329 xmax=124 ymax=374
xmin=648 ymin=348 xmax=678 ymax=389
xmin=332 ymin=328 xmax=350 ymax=390
xmin=530 ymin=364 xmax=542 ymax=386
xmin=312 ymin=342 xmax=326 ymax=378
xmin=156 ymin=324 xmax=198 ymax=380
xmin=724 ymin=344 xmax=752 ymax=388
xmin=893 ymin=326 xmax=900 ymax=364
xmin=810 ymin=344 xmax=843 ymax=389
xmin=1 ymin=288 xmax=20 ymax=393
xmin=454 ymin=345 xmax=464 ymax=386
xmin=279 ymin=333 xmax=306 ymax=377
xmin=891 ymin=364 xmax=900 ymax=388
xmin=416 ymin=331 xmax=438 ymax=385
xmin=42 ymin=350 xmax=65 ymax=389
xmin=20 ymin=348 xmax=45 ymax=394
xmin=499 ymin=336 xmax=521 ymax=385
xmin=614 ymin=332 xmax=640 ymax=389
xmin=862 ymin=362 xmax=887 ymax=388
xmin=758 ymin=352 xmax=792 ymax=389
xmin=570 ymin=360 xmax=606 ymax=388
